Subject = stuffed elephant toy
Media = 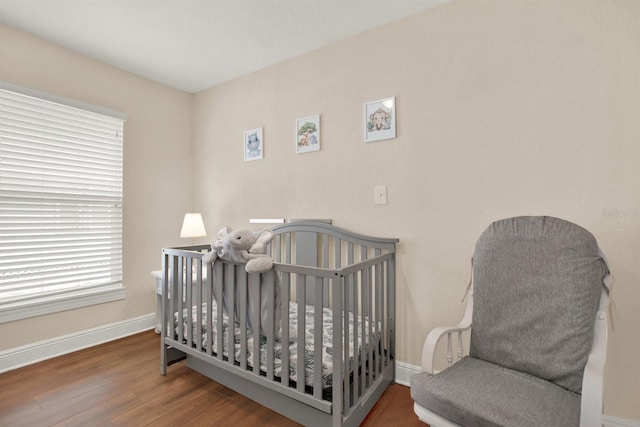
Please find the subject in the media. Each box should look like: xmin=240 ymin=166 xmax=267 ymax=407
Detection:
xmin=202 ymin=226 xmax=281 ymax=340
xmin=202 ymin=226 xmax=274 ymax=273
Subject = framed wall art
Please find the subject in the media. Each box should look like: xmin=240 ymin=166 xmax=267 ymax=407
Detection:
xmin=244 ymin=127 xmax=263 ymax=161
xmin=364 ymin=97 xmax=396 ymax=142
xmin=296 ymin=115 xmax=320 ymax=154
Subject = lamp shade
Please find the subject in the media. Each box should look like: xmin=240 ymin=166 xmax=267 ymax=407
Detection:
xmin=180 ymin=213 xmax=207 ymax=238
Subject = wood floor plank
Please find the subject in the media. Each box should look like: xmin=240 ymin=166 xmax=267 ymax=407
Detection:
xmin=361 ymin=381 xmax=424 ymax=427
xmin=0 ymin=399 xmax=42 ymax=423
xmin=0 ymin=330 xmax=425 ymax=426
xmin=51 ymin=392 xmax=140 ymax=427
xmin=110 ymin=383 xmax=214 ymax=426
xmin=129 ymin=382 xmax=233 ymax=427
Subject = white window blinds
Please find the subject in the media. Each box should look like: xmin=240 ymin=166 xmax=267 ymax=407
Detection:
xmin=0 ymin=84 xmax=126 ymax=321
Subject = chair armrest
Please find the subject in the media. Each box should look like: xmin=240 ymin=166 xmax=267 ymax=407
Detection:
xmin=579 ymin=286 xmax=609 ymax=427
xmin=421 ymin=294 xmax=474 ymax=374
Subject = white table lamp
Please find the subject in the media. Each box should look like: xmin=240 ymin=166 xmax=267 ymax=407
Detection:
xmin=180 ymin=213 xmax=207 ymax=238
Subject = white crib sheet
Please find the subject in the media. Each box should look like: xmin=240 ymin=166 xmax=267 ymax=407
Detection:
xmin=175 ymin=301 xmax=379 ymax=389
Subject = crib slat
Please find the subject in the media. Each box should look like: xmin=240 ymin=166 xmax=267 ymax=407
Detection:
xmin=367 ymin=265 xmax=373 ymax=386
xmin=177 ymin=257 xmax=184 ymax=343
xmin=352 ymin=272 xmax=359 ymax=401
xmin=382 ymin=262 xmax=388 ymax=366
xmin=285 ymin=232 xmax=292 ymax=264
xmin=274 ymin=234 xmax=281 ymax=262
xmin=322 ymin=234 xmax=329 ymax=268
xmin=168 ymin=256 xmax=177 ymax=341
xmin=375 ymin=261 xmax=383 ymax=375
xmin=343 ymin=272 xmax=351 ymax=411
xmin=281 ymin=271 xmax=290 ymax=388
xmin=321 ymin=234 xmax=330 ymax=309
xmin=334 ymin=237 xmax=342 ymax=268
xmin=387 ymin=258 xmax=396 ymax=367
xmin=374 ymin=246 xmax=382 ymax=371
xmin=296 ymin=273 xmax=306 ymax=393
xmin=215 ymin=263 xmax=224 ymax=360
xmin=239 ymin=270 xmax=248 ymax=370
xmin=206 ymin=262 xmax=213 ymax=356
xmin=186 ymin=257 xmax=193 ymax=348
xmin=313 ymin=276 xmax=323 ymax=399
xmin=331 ymin=275 xmax=344 ymax=426
xmin=266 ymin=271 xmax=275 ymax=381
xmin=251 ymin=273 xmax=261 ymax=374
xmin=195 ymin=257 xmax=202 ymax=352
xmin=380 ymin=263 xmax=386 ymax=367
xmin=360 ymin=269 xmax=367 ymax=392
xmin=228 ymin=265 xmax=237 ymax=363
xmin=362 ymin=267 xmax=368 ymax=389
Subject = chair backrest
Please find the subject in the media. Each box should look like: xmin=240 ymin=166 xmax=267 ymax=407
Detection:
xmin=469 ymin=216 xmax=608 ymax=394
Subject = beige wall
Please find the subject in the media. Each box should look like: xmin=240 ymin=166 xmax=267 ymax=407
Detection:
xmin=192 ymin=0 xmax=639 ymax=420
xmin=0 ymin=0 xmax=638 ymax=421
xmin=0 ymin=25 xmax=193 ymax=348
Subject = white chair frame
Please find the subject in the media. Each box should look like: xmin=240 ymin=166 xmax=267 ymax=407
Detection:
xmin=414 ymin=265 xmax=611 ymax=427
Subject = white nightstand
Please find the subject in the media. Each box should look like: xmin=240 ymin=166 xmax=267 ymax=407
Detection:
xmin=150 ymin=268 xmax=208 ymax=334
xmin=151 ymin=270 xmax=163 ymax=333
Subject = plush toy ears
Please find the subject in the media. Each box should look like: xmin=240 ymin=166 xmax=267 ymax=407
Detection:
xmin=212 ymin=226 xmax=231 ymax=250
xmin=216 ymin=226 xmax=231 ymax=239
xmin=249 ymin=229 xmax=274 ymax=254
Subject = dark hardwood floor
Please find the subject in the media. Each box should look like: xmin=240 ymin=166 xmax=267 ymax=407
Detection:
xmin=0 ymin=331 xmax=425 ymax=427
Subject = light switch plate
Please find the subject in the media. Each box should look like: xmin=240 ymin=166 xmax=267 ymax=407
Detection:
xmin=374 ymin=185 xmax=387 ymax=205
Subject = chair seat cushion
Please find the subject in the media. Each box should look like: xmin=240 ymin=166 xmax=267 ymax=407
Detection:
xmin=410 ymin=357 xmax=581 ymax=427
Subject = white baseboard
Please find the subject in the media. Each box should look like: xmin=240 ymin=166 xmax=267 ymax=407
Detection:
xmin=395 ymin=360 xmax=421 ymax=386
xmin=0 ymin=313 xmax=155 ymax=374
xmin=394 ymin=361 xmax=638 ymax=427
xmin=604 ymin=416 xmax=640 ymax=427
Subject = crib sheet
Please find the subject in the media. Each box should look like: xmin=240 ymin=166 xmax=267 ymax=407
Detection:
xmin=175 ymin=301 xmax=378 ymax=389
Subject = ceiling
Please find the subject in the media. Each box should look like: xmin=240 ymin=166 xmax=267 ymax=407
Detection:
xmin=0 ymin=0 xmax=449 ymax=94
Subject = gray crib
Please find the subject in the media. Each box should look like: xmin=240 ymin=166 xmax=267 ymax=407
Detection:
xmin=160 ymin=221 xmax=398 ymax=427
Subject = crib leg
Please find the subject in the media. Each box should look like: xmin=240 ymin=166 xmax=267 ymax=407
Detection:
xmin=161 ymin=343 xmax=187 ymax=375
xmin=160 ymin=340 xmax=171 ymax=375
xmin=161 ymin=343 xmax=167 ymax=376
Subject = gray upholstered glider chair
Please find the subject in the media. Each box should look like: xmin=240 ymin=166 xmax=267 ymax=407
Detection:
xmin=411 ymin=216 xmax=612 ymax=427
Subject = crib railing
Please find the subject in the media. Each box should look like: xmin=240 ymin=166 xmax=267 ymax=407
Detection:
xmin=269 ymin=221 xmax=397 ymax=310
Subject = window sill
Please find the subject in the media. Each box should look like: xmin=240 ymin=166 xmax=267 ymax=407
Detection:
xmin=0 ymin=285 xmax=126 ymax=324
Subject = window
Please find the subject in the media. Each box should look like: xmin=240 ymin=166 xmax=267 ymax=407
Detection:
xmin=0 ymin=82 xmax=127 ymax=323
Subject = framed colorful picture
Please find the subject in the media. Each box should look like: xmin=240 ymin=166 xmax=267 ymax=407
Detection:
xmin=296 ymin=115 xmax=320 ymax=154
xmin=244 ymin=127 xmax=263 ymax=161
xmin=364 ymin=97 xmax=396 ymax=142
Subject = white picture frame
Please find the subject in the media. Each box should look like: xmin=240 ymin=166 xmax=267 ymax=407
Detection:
xmin=364 ymin=97 xmax=396 ymax=142
xmin=244 ymin=127 xmax=263 ymax=161
xmin=296 ymin=115 xmax=320 ymax=154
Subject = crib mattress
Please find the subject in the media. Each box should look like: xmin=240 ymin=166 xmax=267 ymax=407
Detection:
xmin=176 ymin=301 xmax=377 ymax=389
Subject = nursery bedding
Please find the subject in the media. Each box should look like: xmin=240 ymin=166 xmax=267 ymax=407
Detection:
xmin=175 ymin=301 xmax=378 ymax=389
